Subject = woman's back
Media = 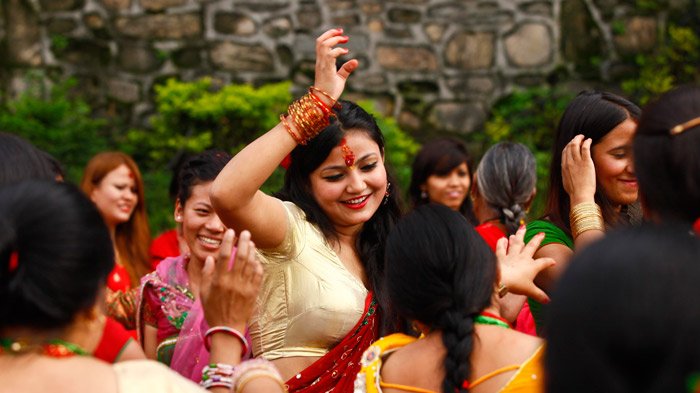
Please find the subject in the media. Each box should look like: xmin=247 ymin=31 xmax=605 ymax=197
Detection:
xmin=377 ymin=326 xmax=542 ymax=393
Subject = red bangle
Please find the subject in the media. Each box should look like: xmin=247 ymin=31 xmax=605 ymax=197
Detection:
xmin=204 ymin=326 xmax=250 ymax=358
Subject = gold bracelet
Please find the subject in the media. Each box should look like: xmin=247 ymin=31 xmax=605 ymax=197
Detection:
xmin=569 ymin=202 xmax=604 ymax=238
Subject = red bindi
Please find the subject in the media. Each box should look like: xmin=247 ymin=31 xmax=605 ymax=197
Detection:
xmin=339 ymin=138 xmax=355 ymax=168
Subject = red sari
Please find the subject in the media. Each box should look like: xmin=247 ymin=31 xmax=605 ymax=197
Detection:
xmin=286 ymin=293 xmax=379 ymax=393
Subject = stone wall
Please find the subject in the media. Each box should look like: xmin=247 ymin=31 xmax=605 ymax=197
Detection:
xmin=0 ymin=0 xmax=677 ymax=137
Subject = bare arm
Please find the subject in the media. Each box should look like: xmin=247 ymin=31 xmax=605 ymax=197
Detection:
xmin=142 ymin=325 xmax=158 ymax=360
xmin=562 ymin=135 xmax=605 ymax=250
xmin=210 ymin=29 xmax=358 ymax=249
xmin=532 ymin=243 xmax=573 ymax=293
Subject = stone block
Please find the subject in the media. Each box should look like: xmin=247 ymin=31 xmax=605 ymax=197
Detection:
xmin=39 ymin=0 xmax=84 ymax=11
xmin=327 ymin=0 xmax=356 ymax=11
xmin=377 ymin=45 xmax=437 ymax=72
xmin=173 ymin=47 xmax=202 ymax=68
xmin=115 ymin=14 xmax=201 ymax=39
xmin=47 ymin=18 xmax=78 ymax=35
xmin=367 ymin=19 xmax=383 ymax=33
xmin=446 ymin=76 xmax=495 ymax=95
xmin=5 ymin=0 xmax=42 ymax=66
xmin=99 ymin=0 xmax=131 ymax=12
xmin=388 ymin=7 xmax=421 ymax=24
xmin=118 ymin=43 xmax=162 ymax=73
xmin=429 ymin=101 xmax=485 ymax=134
xmin=520 ymin=1 xmax=552 ymax=16
xmin=428 ymin=3 xmax=513 ymax=26
xmin=84 ymin=12 xmax=107 ymax=30
xmin=504 ymin=23 xmax=552 ymax=67
xmin=214 ymin=12 xmax=256 ymax=36
xmin=56 ymin=39 xmax=111 ymax=67
xmin=141 ymin=0 xmax=187 ymax=12
xmin=235 ymin=0 xmax=290 ymax=11
xmin=296 ymin=4 xmax=322 ymax=30
xmin=361 ymin=1 xmax=382 ymax=14
xmin=210 ymin=42 xmax=274 ymax=72
xmin=263 ymin=16 xmax=292 ymax=37
xmin=424 ymin=23 xmax=446 ymax=43
xmin=107 ymin=79 xmax=141 ymax=103
xmin=445 ymin=31 xmax=494 ymax=70
xmin=332 ymin=14 xmax=361 ymax=27
xmin=614 ymin=17 xmax=657 ymax=54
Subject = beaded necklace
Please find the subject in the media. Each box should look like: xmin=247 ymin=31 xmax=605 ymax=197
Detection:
xmin=0 ymin=338 xmax=88 ymax=357
xmin=474 ymin=311 xmax=512 ymax=329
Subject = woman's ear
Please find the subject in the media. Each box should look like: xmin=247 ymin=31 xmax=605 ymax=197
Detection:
xmin=174 ymin=199 xmax=184 ymax=223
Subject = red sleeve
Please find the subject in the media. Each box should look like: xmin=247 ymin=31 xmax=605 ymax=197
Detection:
xmin=141 ymin=283 xmax=163 ymax=328
xmin=149 ymin=229 xmax=181 ymax=270
xmin=93 ymin=317 xmax=133 ymax=363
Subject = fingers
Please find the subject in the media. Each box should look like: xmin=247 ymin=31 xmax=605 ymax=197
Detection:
xmin=508 ymin=226 xmax=526 ymax=254
xmin=316 ymin=28 xmax=344 ymax=45
xmin=526 ymin=284 xmax=551 ymax=304
xmin=495 ymin=237 xmax=508 ymax=260
xmin=337 ymin=59 xmax=359 ymax=80
xmin=581 ymin=137 xmax=593 ymax=163
xmin=216 ymin=229 xmax=236 ymax=276
xmin=533 ymin=256 xmax=556 ymax=273
xmin=522 ymin=232 xmax=545 ymax=257
xmin=232 ymin=230 xmax=251 ymax=276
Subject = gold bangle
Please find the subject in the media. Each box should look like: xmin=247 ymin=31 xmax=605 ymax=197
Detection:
xmin=569 ymin=202 xmax=604 ymax=238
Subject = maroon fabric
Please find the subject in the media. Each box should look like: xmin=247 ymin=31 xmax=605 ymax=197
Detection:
xmin=286 ymin=292 xmax=379 ymax=393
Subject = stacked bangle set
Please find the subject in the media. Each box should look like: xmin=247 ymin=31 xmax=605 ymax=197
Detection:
xmin=569 ymin=202 xmax=604 ymax=238
xmin=281 ymin=86 xmax=339 ymax=145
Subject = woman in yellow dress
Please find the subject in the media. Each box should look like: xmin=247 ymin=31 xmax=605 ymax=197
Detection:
xmin=356 ymin=204 xmax=552 ymax=393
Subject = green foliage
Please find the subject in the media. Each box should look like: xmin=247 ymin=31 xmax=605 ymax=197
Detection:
xmin=0 ymin=75 xmax=107 ymax=182
xmin=122 ymin=77 xmax=291 ymax=170
xmin=358 ymin=100 xmax=420 ymax=196
xmin=622 ymin=24 xmax=700 ymax=105
xmin=470 ymin=86 xmax=575 ymax=218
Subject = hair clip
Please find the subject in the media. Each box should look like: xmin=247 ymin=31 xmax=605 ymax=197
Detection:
xmin=670 ymin=116 xmax=700 ymax=136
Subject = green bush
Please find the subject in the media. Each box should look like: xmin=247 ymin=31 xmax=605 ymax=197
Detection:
xmin=0 ymin=75 xmax=108 ymax=182
xmin=358 ymin=100 xmax=420 ymax=198
xmin=622 ymin=24 xmax=700 ymax=105
xmin=469 ymin=86 xmax=575 ymax=218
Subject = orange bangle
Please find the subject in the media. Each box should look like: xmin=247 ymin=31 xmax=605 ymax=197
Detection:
xmin=280 ymin=114 xmax=305 ymax=145
xmin=310 ymin=86 xmax=340 ymax=109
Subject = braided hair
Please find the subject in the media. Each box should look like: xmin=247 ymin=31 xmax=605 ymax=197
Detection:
xmin=384 ymin=204 xmax=496 ymax=392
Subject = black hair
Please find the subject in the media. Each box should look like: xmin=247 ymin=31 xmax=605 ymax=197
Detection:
xmin=634 ymin=84 xmax=700 ymax=224
xmin=384 ymin=203 xmax=496 ymax=393
xmin=409 ymin=137 xmax=477 ymax=224
xmin=275 ymin=100 xmax=402 ymax=331
xmin=0 ymin=132 xmax=56 ymax=185
xmin=546 ymin=224 xmax=700 ymax=392
xmin=543 ymin=91 xmax=641 ymax=233
xmin=177 ymin=149 xmax=233 ymax=205
xmin=0 ymin=181 xmax=114 ymax=330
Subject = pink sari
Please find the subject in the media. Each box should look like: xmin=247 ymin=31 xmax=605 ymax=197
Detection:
xmin=138 ymin=254 xmax=250 ymax=382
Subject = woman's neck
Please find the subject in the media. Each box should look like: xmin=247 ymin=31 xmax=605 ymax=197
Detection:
xmin=185 ymin=255 xmax=205 ymax=296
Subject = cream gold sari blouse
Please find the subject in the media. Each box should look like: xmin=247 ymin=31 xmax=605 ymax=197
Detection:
xmin=250 ymin=201 xmax=368 ymax=360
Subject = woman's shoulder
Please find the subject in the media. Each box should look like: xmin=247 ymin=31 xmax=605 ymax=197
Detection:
xmin=355 ymin=334 xmax=419 ymax=393
xmin=525 ymin=219 xmax=573 ymax=249
xmin=113 ymin=360 xmax=203 ymax=393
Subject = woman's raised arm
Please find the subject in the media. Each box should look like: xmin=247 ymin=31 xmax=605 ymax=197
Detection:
xmin=210 ymin=28 xmax=358 ymax=249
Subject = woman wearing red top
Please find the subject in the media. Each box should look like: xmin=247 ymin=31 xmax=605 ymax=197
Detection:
xmin=81 ymin=152 xmax=151 ymax=361
xmin=471 ymin=142 xmax=539 ymax=335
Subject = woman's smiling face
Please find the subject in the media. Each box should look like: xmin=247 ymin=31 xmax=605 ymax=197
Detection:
xmin=309 ymin=130 xmax=387 ymax=232
xmin=591 ymin=118 xmax=639 ymax=208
